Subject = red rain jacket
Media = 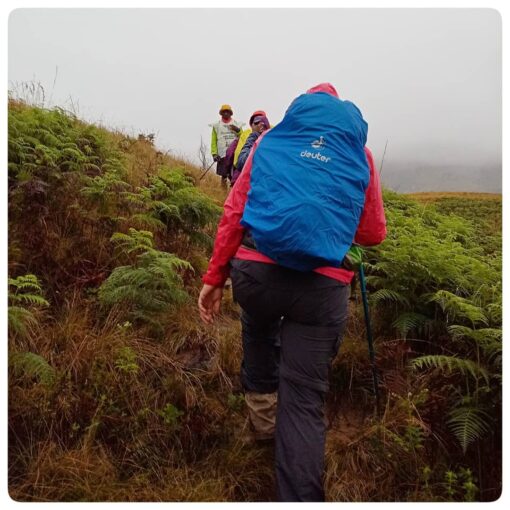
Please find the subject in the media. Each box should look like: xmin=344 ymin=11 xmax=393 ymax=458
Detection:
xmin=202 ymin=85 xmax=387 ymax=287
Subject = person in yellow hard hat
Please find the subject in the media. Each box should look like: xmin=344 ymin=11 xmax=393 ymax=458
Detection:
xmin=209 ymin=105 xmax=244 ymax=187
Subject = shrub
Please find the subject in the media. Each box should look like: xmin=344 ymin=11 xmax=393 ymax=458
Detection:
xmin=8 ymin=274 xmax=49 ymax=338
xmin=98 ymin=229 xmax=192 ymax=328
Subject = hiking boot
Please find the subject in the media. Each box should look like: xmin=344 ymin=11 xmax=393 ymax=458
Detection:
xmin=253 ymin=431 xmax=275 ymax=445
xmin=238 ymin=421 xmax=275 ymax=448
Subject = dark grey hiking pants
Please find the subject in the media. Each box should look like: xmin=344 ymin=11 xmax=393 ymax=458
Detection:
xmin=230 ymin=259 xmax=350 ymax=502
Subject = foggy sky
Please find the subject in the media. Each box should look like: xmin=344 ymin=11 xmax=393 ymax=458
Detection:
xmin=8 ymin=8 xmax=502 ymax=188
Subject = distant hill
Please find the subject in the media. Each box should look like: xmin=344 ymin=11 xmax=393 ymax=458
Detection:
xmin=380 ymin=162 xmax=501 ymax=193
xmin=406 ymin=191 xmax=502 ymax=202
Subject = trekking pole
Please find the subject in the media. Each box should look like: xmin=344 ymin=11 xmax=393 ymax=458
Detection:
xmin=379 ymin=139 xmax=389 ymax=177
xmin=199 ymin=160 xmax=216 ymax=181
xmin=358 ymin=262 xmax=382 ymax=417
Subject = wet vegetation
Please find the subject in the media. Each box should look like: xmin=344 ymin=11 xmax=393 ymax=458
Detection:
xmin=8 ymin=99 xmax=501 ymax=501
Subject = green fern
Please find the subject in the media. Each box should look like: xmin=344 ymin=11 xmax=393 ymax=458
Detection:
xmin=485 ymin=301 xmax=502 ymax=326
xmin=9 ymin=351 xmax=56 ymax=387
xmin=392 ymin=312 xmax=429 ymax=337
xmin=448 ymin=324 xmax=501 ymax=345
xmin=81 ymin=171 xmax=130 ymax=200
xmin=448 ymin=325 xmax=502 ymax=366
xmin=8 ymin=274 xmax=48 ymax=338
xmin=447 ymin=405 xmax=491 ymax=454
xmin=98 ymin=228 xmax=193 ymax=322
xmin=411 ymin=355 xmax=489 ymax=385
xmin=8 ymin=306 xmax=38 ymax=339
xmin=428 ymin=290 xmax=487 ymax=326
xmin=129 ymin=213 xmax=166 ymax=231
xmin=110 ymin=228 xmax=155 ymax=255
xmin=370 ymin=288 xmax=410 ymax=307
xmin=124 ymin=167 xmax=221 ymax=248
xmin=365 ymin=191 xmax=498 ymax=340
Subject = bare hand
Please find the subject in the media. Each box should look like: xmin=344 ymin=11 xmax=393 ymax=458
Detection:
xmin=198 ymin=284 xmax=224 ymax=324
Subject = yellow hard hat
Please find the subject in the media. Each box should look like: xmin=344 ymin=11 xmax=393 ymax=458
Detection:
xmin=219 ymin=104 xmax=233 ymax=114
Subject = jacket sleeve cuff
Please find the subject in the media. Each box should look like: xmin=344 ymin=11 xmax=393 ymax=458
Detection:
xmin=202 ymin=267 xmax=230 ymax=287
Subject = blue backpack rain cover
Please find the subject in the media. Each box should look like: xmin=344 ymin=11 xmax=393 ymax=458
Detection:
xmin=240 ymin=92 xmax=370 ymax=271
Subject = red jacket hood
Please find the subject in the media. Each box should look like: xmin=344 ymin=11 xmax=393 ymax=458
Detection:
xmin=249 ymin=110 xmax=267 ymax=125
xmin=306 ymin=83 xmax=339 ymax=98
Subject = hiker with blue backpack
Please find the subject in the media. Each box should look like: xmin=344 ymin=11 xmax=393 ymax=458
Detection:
xmin=199 ymin=83 xmax=386 ymax=502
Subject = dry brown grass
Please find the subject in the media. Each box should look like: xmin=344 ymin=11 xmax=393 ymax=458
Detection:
xmin=10 ymin=432 xmax=275 ymax=502
xmin=324 ymin=386 xmax=436 ymax=502
xmin=8 ymin=283 xmax=258 ymax=501
xmin=11 ymin=103 xmax=477 ymax=502
xmin=10 ymin=442 xmax=118 ymax=502
xmin=195 ymin=171 xmax=229 ymax=206
xmin=9 ymin=236 xmax=441 ymax=502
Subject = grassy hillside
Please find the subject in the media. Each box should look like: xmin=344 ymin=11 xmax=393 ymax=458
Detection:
xmin=407 ymin=192 xmax=501 ymax=258
xmin=8 ymin=101 xmax=502 ymax=502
